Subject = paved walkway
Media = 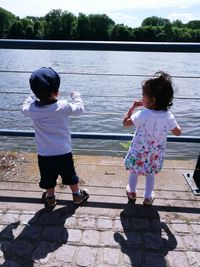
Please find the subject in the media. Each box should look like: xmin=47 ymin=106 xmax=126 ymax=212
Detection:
xmin=0 ymin=152 xmax=200 ymax=267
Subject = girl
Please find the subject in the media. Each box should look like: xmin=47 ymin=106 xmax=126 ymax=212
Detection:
xmin=123 ymin=71 xmax=181 ymax=206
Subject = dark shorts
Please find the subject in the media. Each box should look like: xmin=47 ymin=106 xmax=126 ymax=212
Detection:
xmin=38 ymin=152 xmax=79 ymax=189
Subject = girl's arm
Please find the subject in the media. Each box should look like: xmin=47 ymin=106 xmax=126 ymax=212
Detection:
xmin=171 ymin=125 xmax=182 ymax=136
xmin=123 ymin=100 xmax=143 ymax=127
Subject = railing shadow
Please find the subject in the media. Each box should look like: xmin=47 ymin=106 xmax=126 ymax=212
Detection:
xmin=114 ymin=201 xmax=177 ymax=267
xmin=0 ymin=195 xmax=200 ymax=214
xmin=0 ymin=203 xmax=78 ymax=267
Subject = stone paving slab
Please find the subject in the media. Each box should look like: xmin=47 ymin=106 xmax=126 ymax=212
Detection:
xmin=0 ymin=152 xmax=200 ymax=267
xmin=0 ymin=206 xmax=200 ymax=267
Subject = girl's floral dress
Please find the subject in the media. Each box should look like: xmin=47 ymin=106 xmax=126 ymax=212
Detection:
xmin=125 ymin=108 xmax=178 ymax=175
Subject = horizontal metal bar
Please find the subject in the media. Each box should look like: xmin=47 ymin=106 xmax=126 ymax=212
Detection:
xmin=0 ymin=129 xmax=200 ymax=143
xmin=0 ymin=40 xmax=200 ymax=53
xmin=0 ymin=109 xmax=199 ymax=120
xmin=0 ymin=70 xmax=200 ymax=79
xmin=1 ymin=91 xmax=200 ymax=101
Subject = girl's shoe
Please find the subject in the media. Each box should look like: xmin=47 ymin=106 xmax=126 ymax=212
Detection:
xmin=42 ymin=192 xmax=57 ymax=207
xmin=143 ymin=197 xmax=155 ymax=206
xmin=73 ymin=189 xmax=89 ymax=205
xmin=126 ymin=185 xmax=137 ymax=202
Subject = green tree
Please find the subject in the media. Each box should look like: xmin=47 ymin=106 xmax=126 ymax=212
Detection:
xmin=133 ymin=26 xmax=156 ymax=41
xmin=164 ymin=23 xmax=173 ymax=41
xmin=109 ymin=24 xmax=132 ymax=41
xmin=155 ymin=31 xmax=167 ymax=41
xmin=172 ymin=27 xmax=181 ymax=42
xmin=0 ymin=7 xmax=16 ymax=38
xmin=142 ymin=16 xmax=170 ymax=27
xmin=8 ymin=20 xmax=25 ymax=39
xmin=88 ymin=14 xmax=114 ymax=40
xmin=34 ymin=20 xmax=44 ymax=39
xmin=1 ymin=6 xmax=200 ymax=42
xmin=141 ymin=26 xmax=156 ymax=41
xmin=172 ymin=27 xmax=194 ymax=42
xmin=21 ymin=18 xmax=33 ymax=29
xmin=187 ymin=20 xmax=200 ymax=29
xmin=133 ymin=27 xmax=143 ymax=41
xmin=75 ymin=13 xmax=92 ymax=40
xmin=172 ymin=20 xmax=184 ymax=28
xmin=26 ymin=16 xmax=40 ymax=22
xmin=178 ymin=28 xmax=192 ymax=42
xmin=45 ymin=9 xmax=63 ymax=39
xmin=25 ymin=25 xmax=34 ymax=39
xmin=191 ymin=29 xmax=200 ymax=42
xmin=44 ymin=9 xmax=76 ymax=39
xmin=61 ymin=11 xmax=76 ymax=39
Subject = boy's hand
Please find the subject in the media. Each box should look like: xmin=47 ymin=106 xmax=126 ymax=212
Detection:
xmin=70 ymin=92 xmax=81 ymax=99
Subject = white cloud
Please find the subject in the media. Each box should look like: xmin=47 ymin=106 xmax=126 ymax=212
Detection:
xmin=109 ymin=13 xmax=137 ymax=20
xmin=1 ymin=0 xmax=200 ymax=17
xmin=108 ymin=13 xmax=138 ymax=26
xmin=64 ymin=0 xmax=200 ymax=12
xmin=179 ymin=5 xmax=188 ymax=9
xmin=0 ymin=0 xmax=199 ymax=27
xmin=168 ymin=13 xmax=199 ymax=22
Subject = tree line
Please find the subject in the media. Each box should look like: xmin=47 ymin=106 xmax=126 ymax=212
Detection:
xmin=0 ymin=7 xmax=200 ymax=42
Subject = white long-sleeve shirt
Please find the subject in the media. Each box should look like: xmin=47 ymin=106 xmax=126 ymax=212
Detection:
xmin=21 ymin=92 xmax=84 ymax=156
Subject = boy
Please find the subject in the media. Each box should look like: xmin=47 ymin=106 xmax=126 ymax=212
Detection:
xmin=21 ymin=67 xmax=89 ymax=207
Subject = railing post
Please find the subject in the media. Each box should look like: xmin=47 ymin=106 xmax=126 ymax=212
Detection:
xmin=184 ymin=153 xmax=200 ymax=195
xmin=193 ymin=153 xmax=200 ymax=192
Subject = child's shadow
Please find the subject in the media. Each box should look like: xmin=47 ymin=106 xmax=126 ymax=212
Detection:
xmin=0 ymin=203 xmax=78 ymax=267
xmin=114 ymin=202 xmax=177 ymax=267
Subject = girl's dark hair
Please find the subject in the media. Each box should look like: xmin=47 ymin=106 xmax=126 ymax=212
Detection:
xmin=142 ymin=71 xmax=174 ymax=111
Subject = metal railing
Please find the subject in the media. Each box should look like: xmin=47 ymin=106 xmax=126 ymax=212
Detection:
xmin=0 ymin=39 xmax=200 ymax=195
xmin=0 ymin=39 xmax=200 ymax=52
xmin=0 ymin=129 xmax=200 ymax=143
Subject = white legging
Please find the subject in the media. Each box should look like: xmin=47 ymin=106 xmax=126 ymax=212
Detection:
xmin=128 ymin=172 xmax=155 ymax=199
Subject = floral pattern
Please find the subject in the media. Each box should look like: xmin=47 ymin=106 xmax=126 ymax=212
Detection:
xmin=125 ymin=110 xmax=175 ymax=175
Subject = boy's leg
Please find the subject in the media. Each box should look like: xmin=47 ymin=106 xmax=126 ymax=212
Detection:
xmin=46 ymin=188 xmax=55 ymax=197
xmin=60 ymin=153 xmax=89 ymax=205
xmin=42 ymin=187 xmax=57 ymax=207
xmin=70 ymin=183 xmax=80 ymax=193
xmin=38 ymin=155 xmax=58 ymax=207
xmin=69 ymin=183 xmax=89 ymax=205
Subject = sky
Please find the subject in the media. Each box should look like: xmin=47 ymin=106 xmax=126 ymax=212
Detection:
xmin=0 ymin=0 xmax=200 ymax=27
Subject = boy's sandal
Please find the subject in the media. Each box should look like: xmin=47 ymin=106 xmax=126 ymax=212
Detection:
xmin=42 ymin=192 xmax=57 ymax=207
xmin=73 ymin=189 xmax=89 ymax=205
xmin=143 ymin=197 xmax=155 ymax=206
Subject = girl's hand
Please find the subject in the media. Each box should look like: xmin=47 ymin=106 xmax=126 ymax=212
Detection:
xmin=123 ymin=99 xmax=143 ymax=127
xmin=132 ymin=100 xmax=143 ymax=108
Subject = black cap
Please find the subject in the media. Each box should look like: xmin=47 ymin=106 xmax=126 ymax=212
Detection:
xmin=29 ymin=67 xmax=60 ymax=99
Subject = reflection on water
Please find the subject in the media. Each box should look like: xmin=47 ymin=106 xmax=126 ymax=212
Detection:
xmin=0 ymin=50 xmax=199 ymax=159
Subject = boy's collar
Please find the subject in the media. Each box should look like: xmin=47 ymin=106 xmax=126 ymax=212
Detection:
xmin=35 ymin=99 xmax=57 ymax=106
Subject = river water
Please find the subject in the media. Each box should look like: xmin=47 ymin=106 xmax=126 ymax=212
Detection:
xmin=0 ymin=49 xmax=199 ymax=159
